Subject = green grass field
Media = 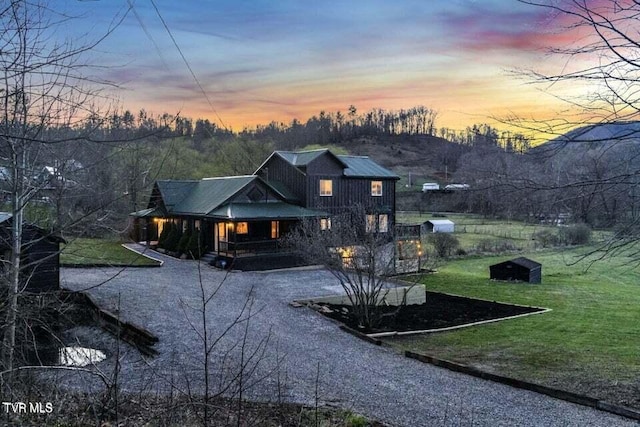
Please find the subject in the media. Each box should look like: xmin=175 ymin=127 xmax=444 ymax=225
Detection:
xmin=387 ymin=247 xmax=640 ymax=408
xmin=61 ymin=238 xmax=160 ymax=266
xmin=398 ymin=211 xmax=611 ymax=253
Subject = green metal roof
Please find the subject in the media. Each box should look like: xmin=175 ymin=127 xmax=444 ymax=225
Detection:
xmin=270 ymin=149 xmax=399 ymax=179
xmin=337 ymin=155 xmax=400 ymax=179
xmin=264 ymin=180 xmax=299 ymax=202
xmin=156 ymin=180 xmax=198 ymax=211
xmin=275 ymin=149 xmax=336 ymax=166
xmin=130 ymin=207 xmax=166 ymax=218
xmin=207 ymin=202 xmax=328 ymax=220
xmin=170 ymin=176 xmax=256 ymax=215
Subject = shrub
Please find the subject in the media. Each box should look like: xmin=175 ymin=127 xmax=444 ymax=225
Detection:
xmin=187 ymin=228 xmax=206 ymax=259
xmin=475 ymin=239 xmax=519 ymax=253
xmin=559 ymin=223 xmax=592 ymax=245
xmin=157 ymin=222 xmax=171 ymax=248
xmin=345 ymin=413 xmax=368 ymax=427
xmin=177 ymin=228 xmax=192 ymax=253
xmin=532 ymin=229 xmax=559 ymax=248
xmin=429 ymin=233 xmax=459 ymax=258
xmin=163 ymin=224 xmax=183 ymax=252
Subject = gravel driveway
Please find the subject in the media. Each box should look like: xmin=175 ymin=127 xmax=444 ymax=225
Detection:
xmin=59 ymin=246 xmax=635 ymax=427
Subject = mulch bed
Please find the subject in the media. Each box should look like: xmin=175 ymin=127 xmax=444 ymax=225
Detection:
xmin=316 ymin=291 xmax=544 ymax=334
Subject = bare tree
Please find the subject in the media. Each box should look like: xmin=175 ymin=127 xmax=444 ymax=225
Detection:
xmin=503 ymin=1 xmax=640 ymax=256
xmin=0 ymin=0 xmax=125 ymax=386
xmin=285 ymin=206 xmax=401 ymax=330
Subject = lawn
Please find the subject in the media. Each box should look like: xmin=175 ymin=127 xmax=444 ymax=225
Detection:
xmin=387 ymin=247 xmax=640 ymax=409
xmin=61 ymin=238 xmax=160 ymax=267
xmin=397 ymin=211 xmax=611 ymax=253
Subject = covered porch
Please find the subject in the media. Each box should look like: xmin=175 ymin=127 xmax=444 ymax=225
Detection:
xmin=206 ymin=202 xmax=328 ymax=266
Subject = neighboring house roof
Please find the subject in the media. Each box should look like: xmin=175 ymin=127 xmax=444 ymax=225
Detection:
xmin=0 ymin=212 xmax=12 ymax=223
xmin=208 ymin=202 xmax=328 ymax=220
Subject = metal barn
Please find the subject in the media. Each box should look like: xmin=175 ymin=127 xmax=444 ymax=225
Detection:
xmin=424 ymin=219 xmax=455 ymax=233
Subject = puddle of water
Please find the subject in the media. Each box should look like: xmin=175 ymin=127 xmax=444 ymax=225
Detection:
xmin=58 ymin=346 xmax=107 ymax=367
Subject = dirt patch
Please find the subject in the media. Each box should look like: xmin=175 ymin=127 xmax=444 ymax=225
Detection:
xmin=315 ymin=291 xmax=544 ymax=334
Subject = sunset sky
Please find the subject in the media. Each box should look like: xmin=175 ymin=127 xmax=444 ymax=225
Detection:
xmin=62 ymin=0 xmax=588 ymax=136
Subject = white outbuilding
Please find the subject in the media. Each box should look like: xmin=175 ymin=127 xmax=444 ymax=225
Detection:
xmin=424 ymin=219 xmax=455 ymax=233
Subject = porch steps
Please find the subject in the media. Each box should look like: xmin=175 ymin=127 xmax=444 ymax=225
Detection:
xmin=200 ymin=252 xmax=217 ymax=265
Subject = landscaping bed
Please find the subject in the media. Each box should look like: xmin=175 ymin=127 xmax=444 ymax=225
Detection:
xmin=315 ymin=291 xmax=544 ymax=334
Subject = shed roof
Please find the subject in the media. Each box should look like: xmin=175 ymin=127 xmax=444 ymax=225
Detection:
xmin=426 ymin=219 xmax=455 ymax=226
xmin=491 ymin=257 xmax=541 ymax=269
xmin=0 ymin=212 xmax=66 ymax=243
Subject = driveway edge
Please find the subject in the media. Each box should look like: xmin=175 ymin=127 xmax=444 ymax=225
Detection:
xmin=405 ymin=351 xmax=640 ymax=422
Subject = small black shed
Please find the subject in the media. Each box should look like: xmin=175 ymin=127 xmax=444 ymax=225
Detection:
xmin=0 ymin=213 xmax=66 ymax=293
xmin=489 ymin=257 xmax=542 ymax=284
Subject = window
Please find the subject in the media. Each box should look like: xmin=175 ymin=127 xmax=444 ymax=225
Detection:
xmin=319 ymin=179 xmax=333 ymax=196
xmin=365 ymin=214 xmax=389 ymax=233
xmin=378 ymin=214 xmax=388 ymax=232
xmin=371 ymin=181 xmax=382 ymax=196
xmin=271 ymin=221 xmax=280 ymax=239
xmin=236 ymin=222 xmax=248 ymax=234
xmin=320 ymin=218 xmax=331 ymax=230
xmin=366 ymin=214 xmax=376 ymax=233
xmin=218 ymin=222 xmax=227 ymax=241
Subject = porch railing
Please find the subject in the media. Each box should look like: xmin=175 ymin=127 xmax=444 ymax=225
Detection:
xmin=218 ymin=239 xmax=282 ymax=255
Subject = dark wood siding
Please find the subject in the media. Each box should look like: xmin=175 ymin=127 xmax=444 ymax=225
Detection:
xmin=257 ymin=155 xmax=306 ymax=202
xmin=0 ymin=225 xmax=62 ymax=293
xmin=305 ymin=152 xmax=345 ymax=175
xmin=307 ymin=176 xmax=396 ymax=222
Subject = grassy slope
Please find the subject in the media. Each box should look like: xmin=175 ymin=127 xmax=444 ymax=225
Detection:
xmin=61 ymin=238 xmax=159 ymax=266
xmin=388 ymin=248 xmax=640 ymax=407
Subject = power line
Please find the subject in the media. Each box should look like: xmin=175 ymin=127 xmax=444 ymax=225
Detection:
xmin=148 ymin=0 xmax=228 ymax=131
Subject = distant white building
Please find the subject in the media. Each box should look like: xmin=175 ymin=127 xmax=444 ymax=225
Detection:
xmin=421 ymin=182 xmax=439 ymax=192
xmin=424 ymin=219 xmax=455 ymax=233
xmin=444 ymin=183 xmax=469 ymax=190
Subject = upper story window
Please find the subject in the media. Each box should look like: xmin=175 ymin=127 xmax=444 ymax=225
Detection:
xmin=371 ymin=181 xmax=383 ymax=196
xmin=319 ymin=179 xmax=333 ymax=196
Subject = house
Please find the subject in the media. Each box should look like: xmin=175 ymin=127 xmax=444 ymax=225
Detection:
xmin=131 ymin=149 xmax=399 ymax=270
xmin=424 ymin=219 xmax=455 ymax=233
xmin=0 ymin=213 xmax=65 ymax=292
xmin=489 ymin=257 xmax=542 ymax=283
xmin=255 ymin=149 xmax=400 ymax=234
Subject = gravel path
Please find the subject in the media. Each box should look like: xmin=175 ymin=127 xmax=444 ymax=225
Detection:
xmin=59 ymin=246 xmax=636 ymax=427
